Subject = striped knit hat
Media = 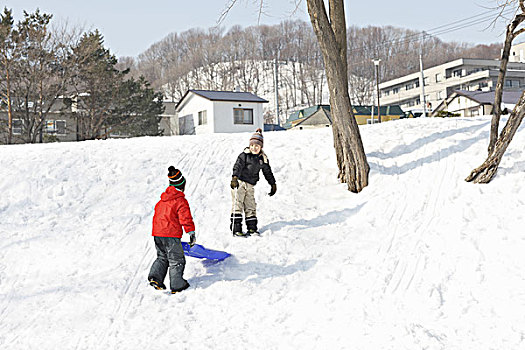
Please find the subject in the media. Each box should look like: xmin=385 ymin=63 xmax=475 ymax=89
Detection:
xmin=249 ymin=128 xmax=264 ymax=147
xmin=168 ymin=166 xmax=186 ymax=190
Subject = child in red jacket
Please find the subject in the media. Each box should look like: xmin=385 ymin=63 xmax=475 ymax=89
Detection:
xmin=148 ymin=166 xmax=196 ymax=294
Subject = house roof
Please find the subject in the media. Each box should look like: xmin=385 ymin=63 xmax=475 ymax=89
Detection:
xmin=175 ymin=89 xmax=268 ymax=112
xmin=179 ymin=89 xmax=267 ymax=106
xmin=353 ymin=105 xmax=405 ymax=116
xmin=285 ymin=105 xmax=330 ymax=125
xmin=293 ymin=108 xmax=332 ymax=128
xmin=283 ymin=104 xmax=404 ymax=128
xmin=454 ymin=90 xmax=522 ymax=105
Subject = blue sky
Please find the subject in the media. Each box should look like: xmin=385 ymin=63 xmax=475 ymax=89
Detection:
xmin=4 ymin=0 xmax=512 ymax=58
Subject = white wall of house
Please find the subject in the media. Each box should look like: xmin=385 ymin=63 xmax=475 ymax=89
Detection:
xmin=446 ymin=96 xmax=485 ymax=117
xmin=176 ymin=94 xmax=215 ymax=135
xmin=176 ymin=93 xmax=265 ymax=134
xmin=510 ymin=42 xmax=525 ymax=63
xmin=213 ymin=101 xmax=264 ymax=133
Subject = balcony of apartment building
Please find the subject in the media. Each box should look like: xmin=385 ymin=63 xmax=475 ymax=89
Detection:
xmin=380 ymin=78 xmax=421 ymax=105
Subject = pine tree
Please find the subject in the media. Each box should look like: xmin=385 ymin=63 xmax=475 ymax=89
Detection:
xmin=69 ymin=30 xmax=126 ymax=140
xmin=70 ymin=30 xmax=163 ymax=139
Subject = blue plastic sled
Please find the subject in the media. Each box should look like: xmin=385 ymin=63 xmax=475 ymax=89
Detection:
xmin=181 ymin=242 xmax=231 ymax=261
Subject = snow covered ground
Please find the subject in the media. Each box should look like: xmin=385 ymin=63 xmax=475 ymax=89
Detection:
xmin=1 ymin=117 xmax=525 ymax=349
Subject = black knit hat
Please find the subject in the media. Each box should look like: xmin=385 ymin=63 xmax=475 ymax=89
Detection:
xmin=168 ymin=166 xmax=186 ymax=190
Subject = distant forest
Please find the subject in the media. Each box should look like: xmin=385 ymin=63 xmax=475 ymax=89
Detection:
xmin=118 ymin=20 xmax=502 ymax=107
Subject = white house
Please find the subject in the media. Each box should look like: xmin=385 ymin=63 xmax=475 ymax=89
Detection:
xmin=174 ymin=90 xmax=268 ymax=135
xmin=431 ymin=90 xmax=522 ymax=117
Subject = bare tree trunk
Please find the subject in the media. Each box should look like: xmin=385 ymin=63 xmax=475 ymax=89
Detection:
xmin=307 ymin=0 xmax=369 ymax=192
xmin=5 ymin=64 xmax=13 ymax=144
xmin=466 ymin=90 xmax=525 ymax=183
xmin=488 ymin=9 xmax=525 ymax=153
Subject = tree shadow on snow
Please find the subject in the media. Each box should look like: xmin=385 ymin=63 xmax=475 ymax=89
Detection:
xmin=258 ymin=205 xmax=365 ymax=233
xmin=498 ymin=159 xmax=525 ymax=175
xmin=368 ymin=129 xmax=489 ymax=175
xmin=367 ymin=122 xmax=488 ymax=160
xmin=190 ymin=258 xmax=317 ymax=289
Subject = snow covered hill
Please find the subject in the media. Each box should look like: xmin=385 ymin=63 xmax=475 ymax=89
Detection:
xmin=1 ymin=117 xmax=525 ymax=349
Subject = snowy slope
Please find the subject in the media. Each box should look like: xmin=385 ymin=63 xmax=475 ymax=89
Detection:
xmin=1 ymin=117 xmax=525 ymax=349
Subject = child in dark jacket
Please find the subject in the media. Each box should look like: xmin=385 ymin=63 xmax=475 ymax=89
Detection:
xmin=148 ymin=166 xmax=196 ymax=294
xmin=230 ymin=128 xmax=276 ymax=237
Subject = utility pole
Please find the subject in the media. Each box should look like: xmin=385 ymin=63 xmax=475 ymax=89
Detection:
xmin=274 ymin=57 xmax=280 ymax=126
xmin=419 ymin=44 xmax=427 ymax=118
xmin=373 ymin=59 xmax=381 ymax=123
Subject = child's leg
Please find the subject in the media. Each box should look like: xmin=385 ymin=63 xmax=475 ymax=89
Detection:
xmin=165 ymin=238 xmax=189 ymax=292
xmin=148 ymin=237 xmax=169 ymax=286
xmin=244 ymin=183 xmax=258 ymax=232
xmin=231 ymin=182 xmax=246 ymax=233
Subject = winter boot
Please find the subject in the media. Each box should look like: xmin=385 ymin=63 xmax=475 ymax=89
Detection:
xmin=246 ymin=216 xmax=258 ymax=235
xmin=230 ymin=213 xmax=246 ymax=237
xmin=148 ymin=278 xmax=166 ymax=290
xmin=171 ymin=281 xmax=190 ymax=294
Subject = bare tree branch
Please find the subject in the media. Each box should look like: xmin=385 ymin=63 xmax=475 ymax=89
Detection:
xmin=218 ymin=0 xmax=239 ymax=25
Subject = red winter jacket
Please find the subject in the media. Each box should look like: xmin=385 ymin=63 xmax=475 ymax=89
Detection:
xmin=152 ymin=186 xmax=195 ymax=238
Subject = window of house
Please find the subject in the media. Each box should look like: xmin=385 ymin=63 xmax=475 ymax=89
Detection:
xmin=437 ymin=91 xmax=444 ymax=100
xmin=415 ymin=80 xmax=420 ymax=88
xmin=233 ymin=108 xmax=253 ymax=124
xmin=12 ymin=119 xmax=23 ymax=134
xmin=435 ymin=73 xmax=442 ymax=82
xmin=45 ymin=120 xmax=67 ymax=134
xmin=452 ymin=69 xmax=462 ymax=77
xmin=405 ymin=83 xmax=413 ymax=90
xmin=198 ymin=110 xmax=207 ymax=125
xmin=56 ymin=120 xmax=66 ymax=135
xmin=392 ymin=87 xmax=400 ymax=94
xmin=423 ymin=77 xmax=429 ymax=86
xmin=505 ymin=80 xmax=520 ymax=88
xmin=45 ymin=120 xmax=56 ymax=133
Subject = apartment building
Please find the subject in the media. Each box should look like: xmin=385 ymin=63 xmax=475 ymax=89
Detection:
xmin=378 ymin=58 xmax=525 ymax=114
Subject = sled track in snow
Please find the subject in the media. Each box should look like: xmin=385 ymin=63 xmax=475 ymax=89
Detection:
xmin=97 ymin=138 xmax=228 ymax=348
xmin=369 ymin=125 xmax=456 ymax=298
xmin=97 ymin=240 xmax=153 ymax=349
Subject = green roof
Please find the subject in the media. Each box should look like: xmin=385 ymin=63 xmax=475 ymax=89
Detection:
xmin=286 ymin=105 xmax=330 ymax=124
xmin=285 ymin=104 xmax=403 ymax=128
xmin=353 ymin=105 xmax=405 ymax=116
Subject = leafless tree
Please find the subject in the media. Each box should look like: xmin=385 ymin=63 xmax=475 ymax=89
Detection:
xmin=487 ymin=0 xmax=525 ymax=153
xmin=0 ymin=8 xmax=17 ymax=144
xmin=10 ymin=10 xmax=73 ymax=143
xmin=307 ymin=0 xmax=369 ymax=192
xmin=466 ymin=0 xmax=525 ymax=183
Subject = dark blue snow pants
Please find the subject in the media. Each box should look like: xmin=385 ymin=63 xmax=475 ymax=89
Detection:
xmin=148 ymin=236 xmax=188 ymax=292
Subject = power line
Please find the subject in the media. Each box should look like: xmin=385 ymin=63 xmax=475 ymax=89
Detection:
xmin=348 ymin=8 xmax=514 ymax=57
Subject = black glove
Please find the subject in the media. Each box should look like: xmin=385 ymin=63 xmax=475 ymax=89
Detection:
xmin=189 ymin=231 xmax=196 ymax=247
xmin=269 ymin=183 xmax=277 ymax=196
xmin=230 ymin=176 xmax=239 ymax=189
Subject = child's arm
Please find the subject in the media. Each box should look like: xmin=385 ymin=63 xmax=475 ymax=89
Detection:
xmin=232 ymin=152 xmax=246 ymax=178
xmin=261 ymin=158 xmax=276 ymax=186
xmin=177 ymin=198 xmax=196 ymax=234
